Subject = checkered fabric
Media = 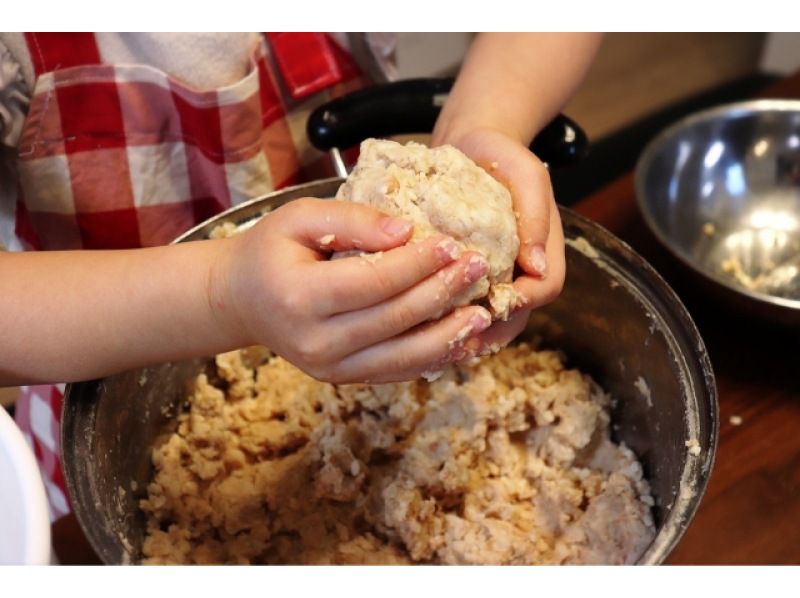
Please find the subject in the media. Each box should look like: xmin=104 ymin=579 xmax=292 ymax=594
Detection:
xmin=11 ymin=32 xmax=364 ymax=520
xmin=14 ymin=385 xmax=70 ymax=521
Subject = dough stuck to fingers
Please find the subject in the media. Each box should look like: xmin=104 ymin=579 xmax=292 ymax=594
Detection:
xmin=335 ymin=139 xmax=523 ymax=323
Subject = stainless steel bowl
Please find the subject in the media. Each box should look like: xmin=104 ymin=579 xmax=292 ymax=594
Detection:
xmin=62 ymin=179 xmax=718 ymax=565
xmin=635 ymin=99 xmax=800 ymax=325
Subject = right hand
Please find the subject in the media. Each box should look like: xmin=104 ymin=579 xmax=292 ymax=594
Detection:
xmin=439 ymin=127 xmax=566 ymax=356
xmin=209 ymin=198 xmax=493 ymax=384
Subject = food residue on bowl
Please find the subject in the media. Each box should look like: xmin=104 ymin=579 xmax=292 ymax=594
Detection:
xmin=721 ymin=253 xmax=800 ymax=297
xmin=721 ymin=256 xmax=759 ymax=290
xmin=685 ymin=438 xmax=702 ymax=457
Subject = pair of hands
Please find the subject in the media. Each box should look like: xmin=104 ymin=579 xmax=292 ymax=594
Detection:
xmin=212 ymin=129 xmax=565 ymax=384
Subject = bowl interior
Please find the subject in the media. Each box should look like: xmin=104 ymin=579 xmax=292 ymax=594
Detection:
xmin=635 ymin=100 xmax=800 ymax=311
xmin=63 ymin=181 xmax=717 ymax=565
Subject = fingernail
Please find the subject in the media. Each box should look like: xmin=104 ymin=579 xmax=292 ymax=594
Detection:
xmin=445 ymin=329 xmax=487 ymax=363
xmin=465 ymin=255 xmax=489 ymax=282
xmin=469 ymin=310 xmax=492 ymax=333
xmin=529 ymin=244 xmax=547 ymax=277
xmin=446 ymin=309 xmax=491 ymax=356
xmin=382 ymin=217 xmax=413 ymax=237
xmin=435 ymin=237 xmax=462 ymax=261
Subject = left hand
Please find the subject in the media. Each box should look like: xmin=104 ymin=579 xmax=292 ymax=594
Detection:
xmin=433 ymin=126 xmax=566 ymax=355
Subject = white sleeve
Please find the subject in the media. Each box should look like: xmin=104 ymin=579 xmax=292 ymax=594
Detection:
xmin=0 ymin=39 xmax=30 ymax=149
xmin=328 ymin=33 xmax=399 ymax=83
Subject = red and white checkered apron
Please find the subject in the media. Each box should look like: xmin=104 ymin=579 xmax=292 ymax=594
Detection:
xmin=11 ymin=32 xmax=363 ymax=520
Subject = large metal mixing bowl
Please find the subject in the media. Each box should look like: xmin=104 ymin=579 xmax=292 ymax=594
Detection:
xmin=635 ymin=100 xmax=800 ymax=325
xmin=62 ymin=179 xmax=718 ymax=565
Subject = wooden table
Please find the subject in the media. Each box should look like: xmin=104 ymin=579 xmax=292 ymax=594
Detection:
xmin=52 ymin=73 xmax=800 ymax=566
xmin=574 ymin=72 xmax=800 ymax=565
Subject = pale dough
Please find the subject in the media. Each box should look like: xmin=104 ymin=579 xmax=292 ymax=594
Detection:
xmin=335 ymin=139 xmax=522 ymax=320
xmin=140 ymin=344 xmax=655 ymax=565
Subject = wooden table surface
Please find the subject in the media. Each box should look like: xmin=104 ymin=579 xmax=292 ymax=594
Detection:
xmin=573 ymin=72 xmax=800 ymax=565
xmin=52 ymin=73 xmax=800 ymax=566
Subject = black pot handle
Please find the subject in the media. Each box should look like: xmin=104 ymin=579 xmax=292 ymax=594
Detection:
xmin=306 ymin=78 xmax=587 ymax=169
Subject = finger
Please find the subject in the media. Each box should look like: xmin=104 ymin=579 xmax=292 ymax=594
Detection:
xmin=329 ymin=306 xmax=493 ymax=384
xmin=327 ymin=251 xmax=490 ymax=352
xmin=468 ymin=309 xmax=530 ymax=356
xmin=511 ymin=198 xmax=566 ymax=310
xmin=455 ymin=130 xmax=553 ymax=278
xmin=314 ymin=235 xmax=467 ymax=314
xmin=499 ymin=152 xmax=553 ymax=279
xmin=275 ymin=197 xmax=414 ymax=254
xmin=463 ymin=200 xmax=566 ymax=357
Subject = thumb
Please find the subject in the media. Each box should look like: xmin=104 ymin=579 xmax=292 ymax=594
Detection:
xmin=446 ymin=128 xmax=552 ymax=278
xmin=277 ymin=197 xmax=413 ymax=252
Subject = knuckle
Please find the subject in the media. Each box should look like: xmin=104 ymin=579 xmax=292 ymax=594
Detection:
xmin=279 ymin=198 xmax=305 ymax=220
xmin=327 ymin=369 xmax=352 ymax=385
xmin=530 ymin=157 xmax=552 ymax=185
xmin=368 ymin=262 xmax=397 ymax=300
xmin=388 ymin=351 xmax=416 ymax=374
xmin=284 ymin=197 xmax=323 ymax=224
xmin=309 ymin=363 xmax=337 ymax=383
xmin=386 ymin=303 xmax=419 ymax=334
xmin=517 ymin=212 xmax=550 ymax=243
xmin=416 ymin=235 xmax=440 ymax=264
xmin=436 ymin=265 xmax=461 ymax=297
xmin=345 ymin=200 xmax=376 ymax=220
xmin=294 ymin=333 xmax=331 ymax=368
xmin=281 ymin=286 xmax=311 ymax=314
xmin=312 ymin=359 xmax=357 ymax=385
xmin=425 ymin=238 xmax=445 ymax=264
xmin=289 ymin=197 xmax=317 ymax=213
xmin=338 ymin=323 xmax=365 ymax=352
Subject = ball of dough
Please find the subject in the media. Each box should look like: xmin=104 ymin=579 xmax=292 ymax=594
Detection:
xmin=335 ymin=139 xmax=522 ymax=320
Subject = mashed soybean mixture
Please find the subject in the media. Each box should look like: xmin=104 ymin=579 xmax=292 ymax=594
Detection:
xmin=140 ymin=345 xmax=655 ymax=564
xmin=336 ymin=139 xmax=522 ymax=320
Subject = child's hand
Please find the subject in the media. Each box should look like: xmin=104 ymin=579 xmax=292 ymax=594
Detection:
xmin=439 ymin=127 xmax=567 ymax=355
xmin=211 ymin=198 xmax=493 ymax=384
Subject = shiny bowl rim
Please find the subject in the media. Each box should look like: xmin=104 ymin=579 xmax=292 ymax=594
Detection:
xmin=633 ymin=98 xmax=800 ymax=312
